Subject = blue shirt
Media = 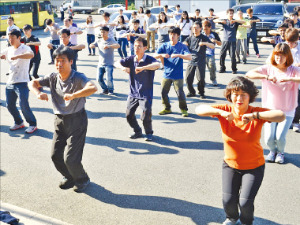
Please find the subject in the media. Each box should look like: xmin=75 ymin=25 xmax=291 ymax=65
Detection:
xmin=127 ymin=27 xmax=145 ymax=44
xmin=120 ymin=54 xmax=158 ymax=101
xmin=221 ymin=19 xmax=241 ymax=42
xmin=203 ymin=31 xmax=221 ymax=56
xmin=157 ymin=42 xmax=190 ymax=80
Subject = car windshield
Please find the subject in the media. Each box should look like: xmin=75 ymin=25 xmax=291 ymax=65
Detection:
xmin=109 ymin=12 xmax=132 ymax=23
xmin=286 ymin=5 xmax=297 ymax=13
xmin=253 ymin=5 xmax=283 ymax=15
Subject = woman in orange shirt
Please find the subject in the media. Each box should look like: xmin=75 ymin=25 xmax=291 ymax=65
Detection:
xmin=196 ymin=76 xmax=285 ymax=225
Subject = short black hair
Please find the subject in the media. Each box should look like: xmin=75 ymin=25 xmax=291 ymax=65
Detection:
xmin=195 ymin=9 xmax=200 ymax=12
xmin=176 ymin=5 xmax=180 ymax=8
xmin=100 ymin=26 xmax=109 ymax=32
xmin=134 ymin=37 xmax=147 ymax=47
xmin=46 ymin=19 xmax=53 ymax=25
xmin=194 ymin=21 xmax=202 ymax=28
xmin=209 ymin=8 xmax=214 ymax=12
xmin=61 ymin=28 xmax=71 ymax=36
xmin=291 ymin=12 xmax=298 ymax=16
xmin=103 ymin=12 xmax=110 ymax=17
xmin=225 ymin=76 xmax=258 ymax=103
xmin=227 ymin=8 xmax=234 ymax=14
xmin=68 ymin=15 xmax=73 ymax=20
xmin=132 ymin=19 xmax=140 ymax=24
xmin=23 ymin=24 xmax=33 ymax=30
xmin=8 ymin=29 xmax=21 ymax=38
xmin=279 ymin=23 xmax=289 ymax=29
xmin=164 ymin=5 xmax=168 ymax=8
xmin=146 ymin=9 xmax=151 ymax=14
xmin=53 ymin=46 xmax=75 ymax=61
xmin=168 ymin=26 xmax=181 ymax=36
xmin=8 ymin=16 xmax=14 ymax=21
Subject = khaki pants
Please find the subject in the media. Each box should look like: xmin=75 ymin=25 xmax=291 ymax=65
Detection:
xmin=146 ymin=30 xmax=155 ymax=51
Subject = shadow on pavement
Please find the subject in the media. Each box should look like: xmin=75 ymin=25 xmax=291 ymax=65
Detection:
xmin=84 ymin=182 xmax=281 ymax=225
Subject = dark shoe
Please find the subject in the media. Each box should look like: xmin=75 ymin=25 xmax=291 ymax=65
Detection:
xmin=88 ymin=53 xmax=91 ymax=56
xmin=242 ymin=61 xmax=246 ymax=64
xmin=186 ymin=93 xmax=196 ymax=97
xmin=151 ymin=50 xmax=155 ymax=53
xmin=73 ymin=178 xmax=90 ymax=193
xmin=219 ymin=70 xmax=226 ymax=73
xmin=129 ymin=132 xmax=143 ymax=139
xmin=101 ymin=90 xmax=109 ymax=95
xmin=145 ymin=134 xmax=153 ymax=141
xmin=232 ymin=71 xmax=237 ymax=74
xmin=59 ymin=177 xmax=75 ymax=189
xmin=200 ymin=95 xmax=206 ymax=99
xmin=236 ymin=60 xmax=240 ymax=64
xmin=48 ymin=61 xmax=54 ymax=65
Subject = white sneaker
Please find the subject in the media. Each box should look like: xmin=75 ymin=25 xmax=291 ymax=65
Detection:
xmin=266 ymin=151 xmax=276 ymax=162
xmin=293 ymin=123 xmax=300 ymax=133
xmin=25 ymin=126 xmax=37 ymax=134
xmin=275 ymin=153 xmax=284 ymax=164
xmin=9 ymin=123 xmax=25 ymax=131
xmin=222 ymin=218 xmax=240 ymax=225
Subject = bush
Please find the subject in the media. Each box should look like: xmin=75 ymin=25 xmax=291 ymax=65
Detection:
xmin=128 ymin=3 xmax=136 ymax=10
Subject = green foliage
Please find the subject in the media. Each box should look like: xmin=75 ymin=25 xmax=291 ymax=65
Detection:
xmin=128 ymin=3 xmax=136 ymax=10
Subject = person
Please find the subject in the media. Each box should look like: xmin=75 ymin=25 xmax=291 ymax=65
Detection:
xmin=97 ymin=12 xmax=115 ymax=40
xmin=21 ymin=24 xmax=41 ymax=80
xmin=118 ymin=37 xmax=160 ymax=141
xmin=115 ymin=15 xmax=128 ymax=59
xmin=172 ymin=5 xmax=183 ymax=22
xmin=284 ymin=19 xmax=294 ymax=29
xmin=126 ymin=19 xmax=146 ymax=56
xmin=60 ymin=18 xmax=83 ymax=45
xmin=176 ymin=11 xmax=193 ymax=43
xmin=90 ymin=26 xmax=120 ymax=95
xmin=261 ymin=23 xmax=288 ymax=46
xmin=190 ymin=9 xmax=202 ymax=23
xmin=246 ymin=43 xmax=300 ymax=164
xmin=214 ymin=9 xmax=245 ymax=74
xmin=60 ymin=4 xmax=64 ymax=21
xmin=204 ymin=8 xmax=218 ymax=32
xmin=149 ymin=12 xmax=173 ymax=48
xmin=195 ymin=76 xmax=285 ymax=225
xmin=0 ymin=29 xmax=37 ymax=134
xmin=202 ymin=20 xmax=222 ymax=86
xmin=1 ymin=17 xmax=20 ymax=46
xmin=68 ymin=16 xmax=78 ymax=28
xmin=82 ymin=15 xmax=96 ymax=56
xmin=246 ymin=8 xmax=260 ymax=57
xmin=145 ymin=9 xmax=157 ymax=53
xmin=154 ymin=26 xmax=192 ymax=117
xmin=137 ymin=7 xmax=145 ymax=29
xmin=67 ymin=5 xmax=73 ymax=17
xmin=113 ymin=9 xmax=129 ymax=23
xmin=235 ymin=10 xmax=250 ymax=64
xmin=183 ymin=21 xmax=214 ymax=99
xmin=285 ymin=28 xmax=300 ymax=132
xmin=47 ymin=29 xmax=85 ymax=71
xmin=290 ymin=12 xmax=300 ymax=30
xmin=163 ymin=5 xmax=172 ymax=19
xmin=29 ymin=46 xmax=97 ymax=193
xmin=44 ymin=19 xmax=60 ymax=64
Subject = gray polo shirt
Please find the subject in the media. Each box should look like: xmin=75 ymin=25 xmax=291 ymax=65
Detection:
xmin=145 ymin=14 xmax=157 ymax=31
xmin=94 ymin=37 xmax=117 ymax=67
xmin=39 ymin=70 xmax=89 ymax=115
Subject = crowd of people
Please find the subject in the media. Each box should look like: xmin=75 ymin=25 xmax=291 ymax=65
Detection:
xmin=1 ymin=4 xmax=300 ymax=225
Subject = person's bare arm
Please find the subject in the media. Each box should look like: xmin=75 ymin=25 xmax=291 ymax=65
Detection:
xmin=11 ymin=52 xmax=34 ymax=60
xmin=135 ymin=62 xmax=161 ymax=74
xmin=245 ymin=69 xmax=268 ymax=80
xmin=199 ymin=41 xmax=215 ymax=49
xmin=26 ymin=42 xmax=41 ymax=46
xmin=104 ymin=43 xmax=120 ymax=49
xmin=242 ymin=110 xmax=285 ymax=124
xmin=170 ymin=53 xmax=192 ymax=60
xmin=214 ymin=19 xmax=226 ymax=24
xmin=29 ymin=79 xmax=49 ymax=101
xmin=195 ymin=105 xmax=234 ymax=122
xmin=64 ymin=81 xmax=97 ymax=100
xmin=70 ymin=44 xmax=85 ymax=50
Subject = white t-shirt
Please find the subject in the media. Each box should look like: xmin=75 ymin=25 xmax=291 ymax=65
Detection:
xmin=157 ymin=21 xmax=171 ymax=36
xmin=177 ymin=19 xmax=193 ymax=36
xmin=113 ymin=14 xmax=129 ymax=23
xmin=1 ymin=44 xmax=33 ymax=84
xmin=98 ymin=21 xmax=114 ymax=39
xmin=6 ymin=25 xmax=20 ymax=39
xmin=62 ymin=25 xmax=81 ymax=45
xmin=115 ymin=24 xmax=128 ymax=39
xmin=86 ymin=23 xmax=95 ymax=35
xmin=137 ymin=14 xmax=145 ymax=28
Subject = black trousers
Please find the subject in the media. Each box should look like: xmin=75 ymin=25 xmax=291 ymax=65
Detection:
xmin=293 ymin=90 xmax=300 ymax=123
xmin=126 ymin=96 xmax=153 ymax=135
xmin=220 ymin=41 xmax=237 ymax=72
xmin=222 ymin=161 xmax=265 ymax=225
xmin=185 ymin=63 xmax=206 ymax=96
xmin=51 ymin=109 xmax=89 ymax=183
xmin=29 ymin=59 xmax=40 ymax=80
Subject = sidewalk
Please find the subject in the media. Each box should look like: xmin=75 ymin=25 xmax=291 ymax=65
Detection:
xmin=0 ymin=202 xmax=72 ymax=225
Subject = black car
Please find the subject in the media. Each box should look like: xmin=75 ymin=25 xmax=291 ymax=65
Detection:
xmin=252 ymin=3 xmax=288 ymax=38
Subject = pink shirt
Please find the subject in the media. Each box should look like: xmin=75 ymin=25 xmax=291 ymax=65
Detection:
xmin=257 ymin=65 xmax=300 ymax=116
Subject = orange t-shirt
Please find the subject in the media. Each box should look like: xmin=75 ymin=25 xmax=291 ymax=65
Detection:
xmin=212 ymin=104 xmax=269 ymax=170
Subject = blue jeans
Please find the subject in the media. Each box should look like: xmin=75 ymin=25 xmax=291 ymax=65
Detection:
xmin=87 ymin=34 xmax=95 ymax=55
xmin=50 ymin=39 xmax=60 ymax=62
xmin=264 ymin=116 xmax=293 ymax=153
xmin=6 ymin=83 xmax=37 ymax=126
xmin=97 ymin=65 xmax=114 ymax=92
xmin=130 ymin=42 xmax=134 ymax=56
xmin=247 ymin=31 xmax=259 ymax=55
xmin=117 ymin=38 xmax=128 ymax=58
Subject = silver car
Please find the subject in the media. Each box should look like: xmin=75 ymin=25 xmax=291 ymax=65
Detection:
xmin=98 ymin=4 xmax=125 ymax=15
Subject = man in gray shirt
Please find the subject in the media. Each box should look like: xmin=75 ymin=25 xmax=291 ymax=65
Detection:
xmin=90 ymin=26 xmax=120 ymax=95
xmin=29 ymin=46 xmax=97 ymax=193
xmin=145 ymin=9 xmax=157 ymax=53
xmin=44 ymin=19 xmax=60 ymax=64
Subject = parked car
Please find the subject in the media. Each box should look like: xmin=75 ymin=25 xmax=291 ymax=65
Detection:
xmin=215 ymin=3 xmax=254 ymax=19
xmin=98 ymin=4 xmax=125 ymax=15
xmin=253 ymin=3 xmax=288 ymax=38
xmin=62 ymin=0 xmax=97 ymax=14
xmin=149 ymin=6 xmax=175 ymax=17
xmin=285 ymin=3 xmax=299 ymax=14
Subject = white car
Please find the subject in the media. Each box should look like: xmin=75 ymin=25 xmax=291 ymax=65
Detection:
xmin=98 ymin=4 xmax=125 ymax=15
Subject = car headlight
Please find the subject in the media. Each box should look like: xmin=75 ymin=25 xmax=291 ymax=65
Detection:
xmin=275 ymin=20 xmax=283 ymax=28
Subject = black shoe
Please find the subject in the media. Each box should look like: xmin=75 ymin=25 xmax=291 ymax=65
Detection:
xmin=73 ymin=178 xmax=90 ymax=193
xmin=59 ymin=177 xmax=75 ymax=189
xmin=145 ymin=134 xmax=153 ymax=141
xmin=129 ymin=132 xmax=143 ymax=139
xmin=200 ymin=94 xmax=206 ymax=99
xmin=48 ymin=61 xmax=54 ymax=65
xmin=236 ymin=60 xmax=240 ymax=64
xmin=186 ymin=93 xmax=196 ymax=97
xmin=242 ymin=61 xmax=246 ymax=64
xmin=232 ymin=71 xmax=237 ymax=74
xmin=219 ymin=70 xmax=226 ymax=73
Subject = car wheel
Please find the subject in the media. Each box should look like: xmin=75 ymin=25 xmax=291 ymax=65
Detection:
xmin=99 ymin=10 xmax=104 ymax=15
xmin=82 ymin=10 xmax=86 ymax=14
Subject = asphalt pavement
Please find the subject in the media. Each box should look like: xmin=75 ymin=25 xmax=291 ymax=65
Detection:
xmin=0 ymin=14 xmax=299 ymax=225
